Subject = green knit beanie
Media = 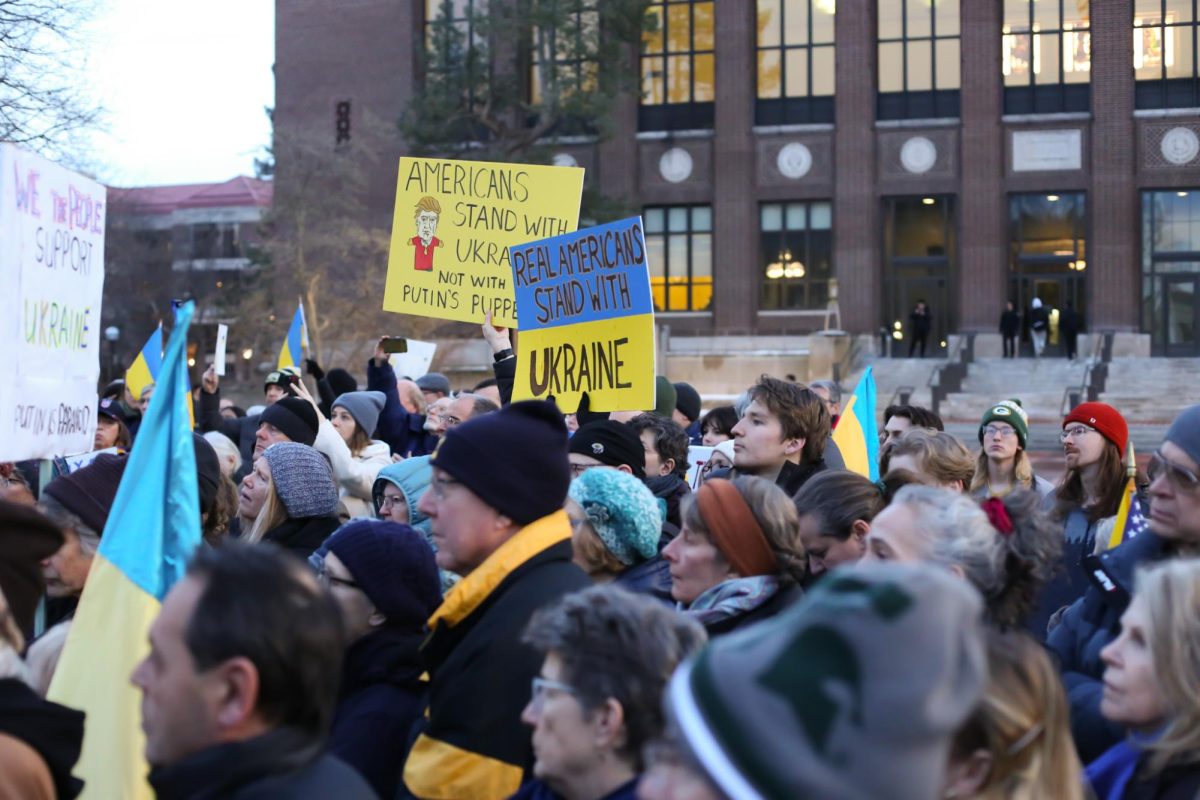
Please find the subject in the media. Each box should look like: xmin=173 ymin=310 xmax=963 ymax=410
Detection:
xmin=978 ymin=398 xmax=1029 ymax=450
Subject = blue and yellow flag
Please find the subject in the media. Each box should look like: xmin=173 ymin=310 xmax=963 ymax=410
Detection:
xmin=277 ymin=301 xmax=308 ymax=369
xmin=124 ymin=325 xmax=162 ymax=400
xmin=48 ymin=302 xmax=202 ymax=799
xmin=832 ymin=366 xmax=881 ymax=481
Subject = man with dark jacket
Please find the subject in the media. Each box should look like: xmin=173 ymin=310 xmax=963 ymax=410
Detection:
xmin=708 ymin=376 xmax=832 ymax=497
xmin=402 ymin=401 xmax=589 ymax=799
xmin=320 ymin=520 xmax=442 ymax=799
xmin=366 ymin=340 xmax=439 ymax=459
xmin=999 ymin=301 xmax=1020 ymax=358
xmin=131 ymin=543 xmax=376 ymax=800
xmin=1047 ymin=405 xmax=1200 ymax=763
xmin=198 ymin=366 xmax=307 ymax=481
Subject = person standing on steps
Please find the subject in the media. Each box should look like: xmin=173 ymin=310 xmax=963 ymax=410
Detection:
xmin=909 ymin=299 xmax=932 ymax=358
xmin=1000 ymin=300 xmax=1021 ymax=358
xmin=1061 ymin=301 xmax=1082 ymax=361
xmin=1029 ymin=297 xmax=1050 ymax=358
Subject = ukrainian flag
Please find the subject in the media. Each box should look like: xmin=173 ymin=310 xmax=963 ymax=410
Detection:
xmin=48 ymin=302 xmax=202 ymax=799
xmin=277 ymin=302 xmax=308 ymax=369
xmin=124 ymin=325 xmax=162 ymax=400
xmin=831 ymin=366 xmax=881 ymax=481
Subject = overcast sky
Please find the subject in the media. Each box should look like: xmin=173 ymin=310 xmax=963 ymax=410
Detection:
xmin=82 ymin=0 xmax=274 ymax=188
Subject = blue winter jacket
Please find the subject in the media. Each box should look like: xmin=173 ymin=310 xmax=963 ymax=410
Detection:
xmin=1046 ymin=531 xmax=1170 ymax=763
xmin=366 ymin=359 xmax=438 ymax=458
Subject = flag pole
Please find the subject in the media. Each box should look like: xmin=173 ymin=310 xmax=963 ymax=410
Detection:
xmin=1126 ymin=441 xmax=1137 ymax=480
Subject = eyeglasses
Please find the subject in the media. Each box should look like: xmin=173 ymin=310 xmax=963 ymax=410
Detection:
xmin=431 ymin=475 xmax=461 ymax=500
xmin=569 ymin=462 xmax=600 ymax=478
xmin=1148 ymin=451 xmax=1200 ymax=493
xmin=315 ymin=560 xmax=360 ymax=591
xmin=377 ymin=493 xmax=405 ymax=511
xmin=1060 ymin=425 xmax=1097 ymax=442
xmin=529 ymin=676 xmax=579 ymax=707
xmin=982 ymin=426 xmax=1017 ymax=439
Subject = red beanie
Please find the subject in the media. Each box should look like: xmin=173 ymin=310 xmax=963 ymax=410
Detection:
xmin=1064 ymin=402 xmax=1128 ymax=452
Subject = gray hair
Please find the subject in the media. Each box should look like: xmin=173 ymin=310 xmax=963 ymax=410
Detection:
xmin=809 ymin=380 xmax=842 ymax=404
xmin=204 ymin=431 xmax=243 ymax=475
xmin=524 ymin=586 xmax=706 ymax=769
xmin=38 ymin=495 xmax=101 ymax=556
xmin=888 ymin=485 xmax=1061 ymax=627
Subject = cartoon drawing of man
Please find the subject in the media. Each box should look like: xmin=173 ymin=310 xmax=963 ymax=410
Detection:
xmin=411 ymin=196 xmax=443 ymax=272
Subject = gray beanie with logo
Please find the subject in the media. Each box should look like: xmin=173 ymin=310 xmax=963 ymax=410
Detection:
xmin=262 ymin=442 xmax=338 ymax=519
xmin=666 ymin=561 xmax=987 ymax=800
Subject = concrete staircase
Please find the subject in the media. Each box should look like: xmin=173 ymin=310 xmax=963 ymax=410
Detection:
xmin=939 ymin=356 xmax=1090 ymax=423
xmin=844 ymin=356 xmax=940 ymax=409
xmin=1100 ymin=358 xmax=1200 ymax=424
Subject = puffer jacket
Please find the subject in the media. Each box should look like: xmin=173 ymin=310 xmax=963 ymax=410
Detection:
xmin=1047 ymin=530 xmax=1170 ymax=763
xmin=372 ymin=458 xmax=433 ymax=537
xmin=314 ymin=419 xmax=391 ymax=520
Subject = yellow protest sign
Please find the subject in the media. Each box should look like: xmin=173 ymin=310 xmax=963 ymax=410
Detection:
xmin=383 ymin=157 xmax=584 ymax=328
xmin=510 ymin=217 xmax=656 ymax=412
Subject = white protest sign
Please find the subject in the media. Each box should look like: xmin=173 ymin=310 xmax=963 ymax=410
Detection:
xmin=686 ymin=445 xmax=714 ymax=490
xmin=389 ymin=339 xmax=438 ymax=379
xmin=0 ymin=145 xmax=105 ymax=460
xmin=215 ymin=324 xmax=229 ymax=376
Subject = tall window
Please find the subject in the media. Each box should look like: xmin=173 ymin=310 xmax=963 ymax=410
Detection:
xmin=424 ymin=0 xmax=488 ymax=111
xmin=1008 ymin=193 xmax=1087 ymax=352
xmin=756 ymin=0 xmax=836 ymax=125
xmin=640 ymin=1 xmax=715 ymax=131
xmin=644 ymin=206 xmax=712 ymax=312
xmin=1134 ymin=0 xmax=1200 ymax=109
xmin=877 ymin=0 xmax=960 ymax=120
xmin=883 ymin=196 xmax=957 ymax=354
xmin=1142 ymin=191 xmax=1200 ymax=354
xmin=759 ymin=202 xmax=832 ymax=310
xmin=1002 ymin=0 xmax=1090 ymax=114
xmin=530 ymin=2 xmax=599 ymax=106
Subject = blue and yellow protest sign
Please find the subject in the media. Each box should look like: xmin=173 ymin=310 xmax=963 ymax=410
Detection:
xmin=383 ymin=157 xmax=585 ymax=328
xmin=510 ymin=216 xmax=655 ymax=412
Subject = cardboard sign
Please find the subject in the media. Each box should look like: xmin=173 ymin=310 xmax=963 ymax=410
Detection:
xmin=388 ymin=339 xmax=438 ymax=380
xmin=383 ymin=157 xmax=585 ymax=328
xmin=510 ymin=216 xmax=655 ymax=412
xmin=214 ymin=324 xmax=228 ymax=376
xmin=0 ymin=144 xmax=105 ymax=460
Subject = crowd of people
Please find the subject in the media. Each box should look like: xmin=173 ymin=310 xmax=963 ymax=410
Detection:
xmin=2 ymin=318 xmax=1200 ymax=800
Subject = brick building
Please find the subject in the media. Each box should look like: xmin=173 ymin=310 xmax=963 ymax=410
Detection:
xmin=275 ymin=0 xmax=1200 ymax=358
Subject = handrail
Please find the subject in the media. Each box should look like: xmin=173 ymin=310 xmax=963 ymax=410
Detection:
xmin=1059 ymin=334 xmax=1106 ymax=416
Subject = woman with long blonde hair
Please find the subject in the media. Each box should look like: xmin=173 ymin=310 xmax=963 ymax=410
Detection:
xmin=1087 ymin=558 xmax=1200 ymax=799
xmin=236 ymin=443 xmax=341 ymax=558
xmin=969 ymin=399 xmax=1055 ymax=499
xmin=944 ymin=629 xmax=1085 ymax=800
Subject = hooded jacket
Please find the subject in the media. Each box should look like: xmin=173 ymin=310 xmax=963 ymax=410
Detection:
xmin=401 ymin=511 xmax=589 ymax=800
xmin=329 ymin=626 xmax=426 ymax=800
xmin=372 ymin=459 xmax=433 ymax=537
xmin=0 ymin=678 xmax=84 ymax=799
xmin=314 ymin=417 xmax=391 ymax=520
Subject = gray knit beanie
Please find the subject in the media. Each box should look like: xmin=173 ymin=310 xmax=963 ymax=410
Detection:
xmin=666 ymin=561 xmax=987 ymax=800
xmin=262 ymin=442 xmax=338 ymax=518
xmin=1165 ymin=405 xmax=1200 ymax=469
xmin=333 ymin=391 xmax=386 ymax=438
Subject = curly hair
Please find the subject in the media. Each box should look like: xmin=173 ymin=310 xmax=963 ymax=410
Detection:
xmin=523 ymin=586 xmax=706 ymax=769
xmin=628 ymin=413 xmax=690 ymax=478
xmin=888 ymin=486 xmax=1063 ymax=629
xmin=681 ymin=475 xmax=807 ymax=586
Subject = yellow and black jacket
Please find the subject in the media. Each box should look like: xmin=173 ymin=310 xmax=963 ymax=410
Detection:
xmin=401 ymin=510 xmax=589 ymax=800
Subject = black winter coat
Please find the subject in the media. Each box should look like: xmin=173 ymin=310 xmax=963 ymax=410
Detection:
xmin=147 ymin=727 xmax=378 ymax=800
xmin=1047 ymin=531 xmax=1170 ymax=763
xmin=0 ymin=678 xmax=84 ymax=799
xmin=329 ymin=627 xmax=427 ymax=799
xmin=366 ymin=360 xmax=438 ymax=459
xmin=708 ymin=458 xmax=827 ymax=498
xmin=401 ymin=512 xmax=589 ymax=800
xmin=1000 ymin=309 xmax=1021 ymax=337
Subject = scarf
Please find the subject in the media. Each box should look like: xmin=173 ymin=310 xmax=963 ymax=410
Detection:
xmin=684 ymin=575 xmax=781 ymax=628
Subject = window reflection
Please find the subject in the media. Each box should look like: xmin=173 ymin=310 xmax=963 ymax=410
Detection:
xmin=756 ymin=1 xmax=835 ymax=124
xmin=645 ymin=205 xmax=714 ymax=312
xmin=877 ymin=0 xmax=961 ymax=119
xmin=641 ymin=1 xmax=715 ymax=107
xmin=760 ymin=201 xmax=834 ymax=311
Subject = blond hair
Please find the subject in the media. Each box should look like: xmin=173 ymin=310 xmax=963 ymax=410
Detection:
xmin=970 ymin=449 xmax=1036 ymax=495
xmin=952 ymin=630 xmax=1084 ymax=800
xmin=1137 ymin=558 xmax=1200 ymax=775
xmin=889 ymin=428 xmax=975 ymax=490
xmin=414 ymin=195 xmax=441 ymax=218
xmin=246 ymin=476 xmax=289 ymax=544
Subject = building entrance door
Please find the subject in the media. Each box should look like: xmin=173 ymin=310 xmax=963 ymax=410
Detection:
xmin=1010 ymin=273 xmax=1086 ymax=357
xmin=1162 ymin=275 xmax=1200 ymax=356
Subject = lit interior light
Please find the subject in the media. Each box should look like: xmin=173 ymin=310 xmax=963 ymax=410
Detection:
xmin=187 ymin=358 xmax=196 ymax=367
xmin=1179 ymin=191 xmax=1190 ymax=197
xmin=922 ymin=197 xmax=936 ymax=205
xmin=1047 ymin=195 xmax=1060 ymax=201
xmin=893 ymin=321 xmax=902 ymax=330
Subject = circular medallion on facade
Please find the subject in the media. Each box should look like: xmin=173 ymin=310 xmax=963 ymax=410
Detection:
xmin=659 ymin=147 xmax=694 ymax=183
xmin=900 ymin=136 xmax=938 ymax=174
xmin=1161 ymin=127 xmax=1200 ymax=165
xmin=776 ymin=142 xmax=813 ymax=179
xmin=552 ymin=152 xmax=578 ymax=168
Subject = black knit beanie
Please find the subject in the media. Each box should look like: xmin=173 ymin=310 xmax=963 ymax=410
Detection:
xmin=259 ymin=397 xmax=319 ymax=447
xmin=431 ymin=400 xmax=569 ymax=525
xmin=42 ymin=453 xmax=128 ymax=535
xmin=569 ymin=421 xmax=647 ymax=479
xmin=673 ymin=382 xmax=702 ymax=424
